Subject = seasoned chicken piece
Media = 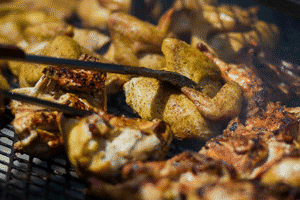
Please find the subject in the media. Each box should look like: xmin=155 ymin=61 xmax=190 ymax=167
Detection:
xmin=124 ymin=38 xmax=243 ymax=139
xmin=0 ymin=0 xmax=78 ymax=20
xmin=172 ymin=1 xmax=279 ymax=63
xmin=172 ymin=0 xmax=257 ymax=39
xmin=12 ymin=35 xmax=110 ymax=87
xmin=125 ymin=77 xmax=221 ymax=139
xmin=209 ymin=20 xmax=280 ymax=63
xmin=87 ymin=151 xmax=237 ymax=199
xmin=76 ymin=0 xmax=132 ymax=30
xmin=0 ymin=10 xmax=60 ymax=44
xmin=199 ymin=102 xmax=299 ymax=179
xmin=172 ymin=0 xmax=258 ymax=34
xmin=23 ymin=21 xmax=74 ymax=43
xmin=107 ymin=8 xmax=174 ymax=66
xmin=60 ymin=111 xmax=173 ymax=179
xmin=197 ymin=43 xmax=272 ymax=114
xmin=9 ymin=54 xmax=106 ymax=158
xmin=87 ymin=150 xmax=297 ymax=199
xmin=10 ymin=94 xmax=95 ymax=158
xmin=102 ymin=8 xmax=174 ymax=94
xmin=0 ymin=10 xmax=60 ymax=71
xmin=23 ymin=21 xmax=110 ymax=51
xmin=198 ymin=43 xmax=298 ymax=105
xmin=261 ymin=153 xmax=300 ymax=188
xmin=9 ymin=40 xmax=50 ymax=76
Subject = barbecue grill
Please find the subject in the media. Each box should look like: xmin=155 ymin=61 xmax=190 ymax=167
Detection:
xmin=0 ymin=0 xmax=300 ymax=199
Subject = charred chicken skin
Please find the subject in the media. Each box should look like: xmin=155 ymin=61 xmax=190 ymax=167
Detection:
xmin=9 ymin=54 xmax=106 ymax=158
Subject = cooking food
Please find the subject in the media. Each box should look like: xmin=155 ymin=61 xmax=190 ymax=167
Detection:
xmin=87 ymin=150 xmax=296 ymax=199
xmin=10 ymin=35 xmax=110 ymax=87
xmin=0 ymin=0 xmax=78 ymax=20
xmin=0 ymin=0 xmax=300 ymax=199
xmin=0 ymin=10 xmax=62 ymax=44
xmin=197 ymin=43 xmax=298 ymax=104
xmin=87 ymin=151 xmax=236 ymax=199
xmin=172 ymin=0 xmax=280 ymax=63
xmin=103 ymin=8 xmax=175 ymax=94
xmin=261 ymin=154 xmax=300 ymax=188
xmin=125 ymin=77 xmax=222 ymax=139
xmin=76 ymin=0 xmax=132 ymax=30
xmin=9 ymin=54 xmax=106 ymax=157
xmin=209 ymin=20 xmax=280 ymax=63
xmin=60 ymin=111 xmax=173 ymax=179
xmin=23 ymin=21 xmax=110 ymax=51
xmin=124 ymin=38 xmax=243 ymax=139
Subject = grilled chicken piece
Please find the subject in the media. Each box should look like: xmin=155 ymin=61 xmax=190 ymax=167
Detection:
xmin=124 ymin=38 xmax=243 ymax=139
xmin=87 ymin=151 xmax=236 ymax=199
xmin=197 ymin=42 xmax=299 ymax=105
xmin=87 ymin=150 xmax=298 ymax=199
xmin=209 ymin=20 xmax=279 ymax=63
xmin=76 ymin=0 xmax=132 ymax=30
xmin=0 ymin=0 xmax=78 ymax=20
xmin=261 ymin=152 xmax=300 ymax=188
xmin=199 ymin=102 xmax=299 ymax=179
xmin=11 ymin=35 xmax=110 ymax=88
xmin=0 ymin=10 xmax=60 ymax=45
xmin=60 ymin=111 xmax=173 ymax=179
xmin=9 ymin=54 xmax=106 ymax=158
xmin=10 ymin=93 xmax=96 ymax=158
xmin=103 ymin=8 xmax=175 ymax=94
xmin=23 ymin=21 xmax=110 ymax=51
xmin=171 ymin=0 xmax=276 ymax=64
xmin=197 ymin=43 xmax=269 ymax=104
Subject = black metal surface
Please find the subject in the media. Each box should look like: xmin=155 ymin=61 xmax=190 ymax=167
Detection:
xmin=0 ymin=89 xmax=94 ymax=117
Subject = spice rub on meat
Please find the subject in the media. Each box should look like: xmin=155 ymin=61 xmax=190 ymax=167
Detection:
xmin=103 ymin=8 xmax=175 ymax=94
xmin=60 ymin=111 xmax=173 ymax=179
xmin=87 ymin=150 xmax=297 ymax=199
xmin=87 ymin=151 xmax=236 ymax=199
xmin=9 ymin=54 xmax=107 ymax=158
xmin=124 ymin=38 xmax=243 ymax=139
xmin=199 ymin=102 xmax=299 ymax=179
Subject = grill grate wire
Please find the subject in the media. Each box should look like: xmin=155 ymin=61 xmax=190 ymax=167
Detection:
xmin=0 ymin=110 xmax=87 ymax=200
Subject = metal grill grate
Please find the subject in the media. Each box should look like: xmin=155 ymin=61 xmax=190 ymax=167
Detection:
xmin=0 ymin=109 xmax=87 ymax=200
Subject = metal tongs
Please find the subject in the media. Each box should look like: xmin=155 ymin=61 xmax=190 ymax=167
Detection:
xmin=0 ymin=44 xmax=200 ymax=116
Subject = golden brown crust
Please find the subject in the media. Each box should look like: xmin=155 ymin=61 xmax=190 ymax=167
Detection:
xmin=199 ymin=102 xmax=299 ymax=178
xmin=61 ymin=112 xmax=173 ymax=179
xmin=9 ymin=53 xmax=107 ymax=158
xmin=124 ymin=77 xmax=221 ymax=139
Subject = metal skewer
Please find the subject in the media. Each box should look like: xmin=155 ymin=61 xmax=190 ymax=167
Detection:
xmin=0 ymin=88 xmax=94 ymax=117
xmin=0 ymin=44 xmax=201 ymax=90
